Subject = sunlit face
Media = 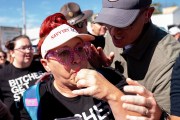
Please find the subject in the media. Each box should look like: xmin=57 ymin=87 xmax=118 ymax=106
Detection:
xmin=12 ymin=38 xmax=34 ymax=68
xmin=41 ymin=37 xmax=89 ymax=88
xmin=0 ymin=52 xmax=6 ymax=65
xmin=105 ymin=8 xmax=153 ymax=48
xmin=91 ymin=23 xmax=107 ymax=36
xmin=174 ymin=33 xmax=180 ymax=41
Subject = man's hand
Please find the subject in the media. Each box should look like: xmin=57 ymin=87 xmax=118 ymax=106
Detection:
xmin=121 ymin=78 xmax=162 ymax=120
xmin=88 ymin=44 xmax=114 ymax=68
xmin=72 ymin=69 xmax=120 ymax=101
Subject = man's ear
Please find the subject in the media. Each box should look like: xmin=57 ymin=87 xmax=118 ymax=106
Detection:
xmin=144 ymin=7 xmax=154 ymax=23
xmin=84 ymin=19 xmax=88 ymax=26
xmin=40 ymin=59 xmax=51 ymax=72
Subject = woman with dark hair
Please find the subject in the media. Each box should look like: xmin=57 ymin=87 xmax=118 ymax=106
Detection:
xmin=0 ymin=35 xmax=46 ymax=120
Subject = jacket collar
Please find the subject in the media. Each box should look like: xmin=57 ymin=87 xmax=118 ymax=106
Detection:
xmin=122 ymin=22 xmax=167 ymax=60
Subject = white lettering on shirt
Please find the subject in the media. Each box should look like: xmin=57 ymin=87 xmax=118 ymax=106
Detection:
xmin=9 ymin=71 xmax=44 ymax=101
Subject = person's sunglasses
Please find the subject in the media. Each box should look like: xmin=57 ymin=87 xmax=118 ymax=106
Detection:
xmin=45 ymin=42 xmax=91 ymax=66
xmin=74 ymin=21 xmax=84 ymax=28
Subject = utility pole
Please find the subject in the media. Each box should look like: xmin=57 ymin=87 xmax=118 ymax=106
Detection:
xmin=22 ymin=0 xmax=26 ymax=35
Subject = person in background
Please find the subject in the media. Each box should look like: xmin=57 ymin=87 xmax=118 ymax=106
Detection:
xmin=22 ymin=12 xmax=141 ymax=120
xmin=169 ymin=26 xmax=180 ymax=41
xmin=0 ymin=50 xmax=6 ymax=65
xmin=0 ymin=50 xmax=9 ymax=68
xmin=92 ymin=0 xmax=180 ymax=119
xmin=90 ymin=14 xmax=107 ymax=36
xmin=91 ymin=22 xmax=107 ymax=36
xmin=0 ymin=35 xmax=46 ymax=120
xmin=60 ymin=2 xmax=106 ymax=50
xmin=32 ymin=45 xmax=42 ymax=62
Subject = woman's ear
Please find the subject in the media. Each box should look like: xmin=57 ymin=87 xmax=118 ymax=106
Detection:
xmin=40 ymin=59 xmax=51 ymax=72
xmin=10 ymin=50 xmax=15 ymax=58
xmin=10 ymin=50 xmax=15 ymax=63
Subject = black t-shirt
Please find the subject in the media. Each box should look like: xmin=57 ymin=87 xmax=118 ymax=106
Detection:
xmin=33 ymin=67 xmax=126 ymax=120
xmin=0 ymin=61 xmax=46 ymax=120
xmin=0 ymin=99 xmax=12 ymax=120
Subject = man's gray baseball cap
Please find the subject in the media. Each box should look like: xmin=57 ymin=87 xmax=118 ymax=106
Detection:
xmin=95 ymin=0 xmax=152 ymax=28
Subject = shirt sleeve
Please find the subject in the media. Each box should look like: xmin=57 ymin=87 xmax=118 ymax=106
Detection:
xmin=171 ymin=56 xmax=180 ymax=116
xmin=96 ymin=67 xmax=127 ymax=91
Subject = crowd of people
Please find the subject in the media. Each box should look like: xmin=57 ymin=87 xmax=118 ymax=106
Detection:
xmin=0 ymin=0 xmax=180 ymax=120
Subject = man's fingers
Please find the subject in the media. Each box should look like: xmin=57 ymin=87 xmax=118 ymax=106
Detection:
xmin=72 ymin=88 xmax=86 ymax=95
xmin=98 ymin=47 xmax=108 ymax=60
xmin=124 ymin=79 xmax=152 ymax=97
xmin=72 ymin=87 xmax=95 ymax=96
xmin=121 ymin=95 xmax=152 ymax=108
xmin=121 ymin=95 xmax=146 ymax=105
xmin=109 ymin=52 xmax=115 ymax=61
xmin=126 ymin=78 xmax=141 ymax=86
xmin=98 ymin=49 xmax=114 ymax=66
xmin=123 ymin=85 xmax=147 ymax=96
xmin=123 ymin=103 xmax=149 ymax=116
xmin=126 ymin=115 xmax=149 ymax=120
xmin=90 ymin=44 xmax=98 ymax=53
xmin=89 ymin=44 xmax=114 ymax=67
xmin=75 ymin=79 xmax=87 ymax=88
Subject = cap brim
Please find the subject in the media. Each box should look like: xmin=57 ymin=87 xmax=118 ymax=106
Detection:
xmin=76 ymin=34 xmax=95 ymax=42
xmin=95 ymin=8 xmax=140 ymax=28
xmin=42 ymin=34 xmax=94 ymax=58
xmin=64 ymin=33 xmax=95 ymax=47
xmin=41 ymin=24 xmax=95 ymax=58
xmin=68 ymin=10 xmax=93 ymax=25
xmin=46 ymin=33 xmax=94 ymax=52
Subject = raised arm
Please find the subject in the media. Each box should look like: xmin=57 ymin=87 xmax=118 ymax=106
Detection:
xmin=72 ymin=69 xmax=140 ymax=119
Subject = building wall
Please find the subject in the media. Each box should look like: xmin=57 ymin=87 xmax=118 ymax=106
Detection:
xmin=151 ymin=14 xmax=174 ymax=30
xmin=151 ymin=7 xmax=180 ymax=30
xmin=174 ymin=9 xmax=180 ymax=25
xmin=0 ymin=26 xmax=22 ymax=51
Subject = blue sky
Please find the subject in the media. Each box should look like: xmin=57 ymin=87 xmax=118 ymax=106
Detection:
xmin=0 ymin=0 xmax=179 ymax=29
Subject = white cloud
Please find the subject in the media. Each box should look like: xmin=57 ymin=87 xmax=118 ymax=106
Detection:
xmin=26 ymin=13 xmax=41 ymax=29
